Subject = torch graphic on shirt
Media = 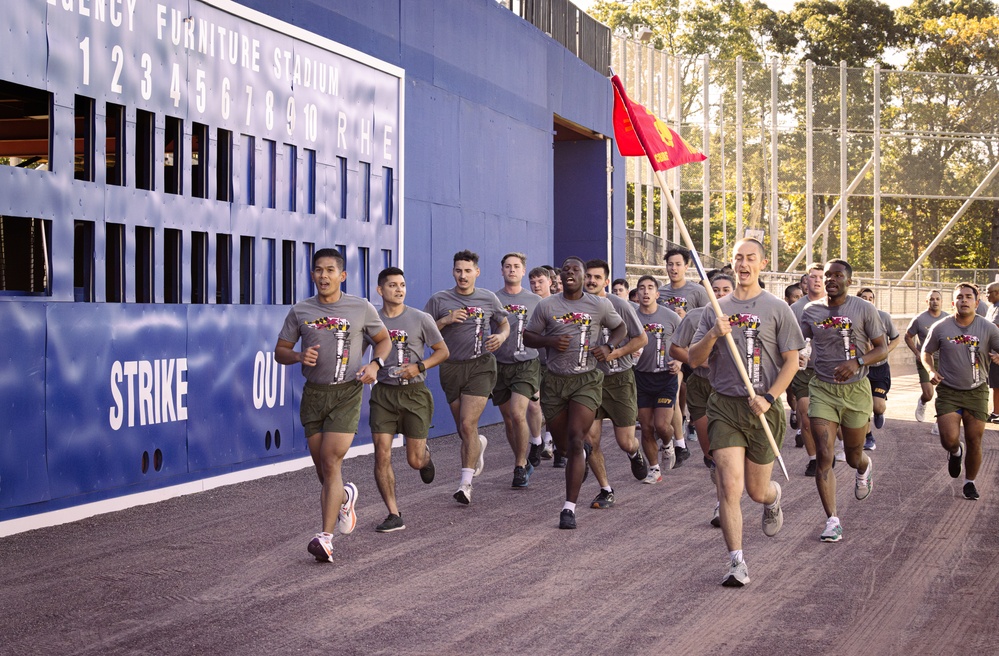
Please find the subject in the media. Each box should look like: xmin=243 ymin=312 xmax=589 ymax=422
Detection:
xmin=506 ymin=304 xmax=528 ymax=354
xmin=645 ymin=323 xmax=667 ymax=372
xmin=305 ymin=316 xmax=351 ymax=382
xmin=950 ymin=334 xmax=981 ymax=385
xmin=465 ymin=306 xmax=485 ymax=357
xmin=602 ymin=326 xmax=621 ymax=371
xmin=730 ymin=313 xmax=762 ymax=384
xmin=814 ymin=315 xmax=856 ymax=362
xmin=555 ymin=312 xmax=593 ymax=370
xmin=390 ymin=329 xmax=411 ymax=385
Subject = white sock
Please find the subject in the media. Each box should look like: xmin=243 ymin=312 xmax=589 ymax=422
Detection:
xmin=675 ymin=438 xmax=686 ymax=449
xmin=530 ymin=435 xmax=542 ymax=445
xmin=765 ymin=482 xmax=779 ymax=509
xmin=629 ymin=449 xmax=641 ymax=459
xmin=729 ymin=549 xmax=744 ymax=563
xmin=601 ymin=486 xmax=613 ymax=493
xmin=965 ymin=478 xmax=974 ymax=486
xmin=809 ymin=456 xmax=816 ymax=462
xmin=544 ymin=431 xmax=553 ymax=444
xmin=828 ymin=515 xmax=840 ymax=525
xmin=650 ymin=464 xmax=661 ymax=472
xmin=562 ymin=501 xmax=576 ymax=512
xmin=460 ymin=468 xmax=474 ymax=486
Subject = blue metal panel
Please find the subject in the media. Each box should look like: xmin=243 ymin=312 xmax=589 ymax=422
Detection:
xmin=46 ymin=305 xmax=190 ymax=497
xmin=0 ymin=303 xmax=48 ymax=509
xmin=405 ymin=81 xmax=460 ymax=206
xmin=554 ymin=139 xmax=610 ymax=266
xmin=186 ymin=305 xmax=302 ymax=472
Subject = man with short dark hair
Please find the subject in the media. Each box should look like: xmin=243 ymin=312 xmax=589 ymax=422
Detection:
xmin=583 ymin=259 xmax=649 ymax=508
xmin=612 ymin=278 xmax=629 ymax=299
xmin=784 ymin=284 xmax=803 ymax=305
xmin=524 ymin=257 xmax=626 ymax=529
xmin=275 ymin=248 xmax=391 ymax=562
xmin=424 ymin=250 xmax=510 ymax=505
xmin=922 ymin=283 xmax=999 ymax=500
xmin=801 ymin=259 xmax=888 ymax=543
xmin=369 ymin=267 xmax=450 ymax=532
xmin=493 ymin=252 xmax=543 ymax=488
xmin=906 ymin=290 xmax=944 ymax=429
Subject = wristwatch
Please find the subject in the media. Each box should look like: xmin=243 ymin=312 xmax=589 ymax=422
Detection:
xmin=856 ymin=355 xmax=866 ymax=366
xmin=761 ymin=393 xmax=775 ymax=404
xmin=373 ymin=357 xmax=385 ymax=369
xmin=417 ymin=361 xmax=426 ymax=374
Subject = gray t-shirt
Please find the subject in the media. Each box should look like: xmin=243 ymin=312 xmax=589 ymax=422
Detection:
xmin=869 ymin=308 xmax=899 ymax=368
xmin=922 ymin=315 xmax=999 ymax=390
xmin=658 ymin=280 xmax=710 ymax=313
xmin=423 ymin=287 xmax=509 ymax=362
xmin=278 ymin=294 xmax=386 ymax=385
xmin=374 ymin=306 xmax=443 ymax=386
xmin=694 ymin=290 xmax=804 ymax=396
xmin=595 ymin=293 xmax=644 ymax=375
xmin=800 ymin=296 xmax=886 ymax=384
xmin=526 ymin=293 xmax=623 ymax=377
xmin=986 ymin=302 xmax=999 ymax=327
xmin=977 ymin=299 xmax=988 ymax=317
xmin=791 ymin=295 xmax=822 ymax=368
xmin=672 ymin=306 xmax=710 ymax=378
xmin=906 ymin=310 xmax=945 ymax=349
xmin=493 ymin=288 xmax=541 ymax=364
xmin=634 ymin=305 xmax=682 ymax=373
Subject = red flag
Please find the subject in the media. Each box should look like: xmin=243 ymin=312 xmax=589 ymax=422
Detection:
xmin=611 ymin=75 xmax=706 ymax=171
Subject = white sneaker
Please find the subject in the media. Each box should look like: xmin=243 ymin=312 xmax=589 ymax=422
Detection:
xmin=642 ymin=467 xmax=662 ymax=484
xmin=721 ymin=558 xmax=750 ymax=587
xmin=473 ymin=435 xmax=488 ymax=477
xmin=307 ymin=532 xmax=335 ymax=562
xmin=820 ymin=516 xmax=843 ymax=542
xmin=661 ymin=440 xmax=676 ymax=470
xmin=931 ymin=424 xmax=940 ymax=436
xmin=834 ymin=448 xmax=846 ymax=462
xmin=762 ymin=482 xmax=784 ymax=537
xmin=453 ymin=482 xmax=472 ymax=505
xmin=855 ymin=458 xmax=873 ymax=501
xmin=915 ymin=397 xmax=926 ymax=422
xmin=337 ymin=482 xmax=358 ymax=534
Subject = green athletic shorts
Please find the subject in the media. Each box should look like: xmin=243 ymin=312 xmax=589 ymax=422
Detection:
xmin=301 ymin=380 xmax=364 ymax=436
xmin=789 ymin=368 xmax=815 ymax=400
xmin=540 ymin=369 xmax=604 ymax=423
xmin=935 ymin=382 xmax=989 ymax=422
xmin=595 ymin=368 xmax=638 ymax=427
xmin=685 ymin=372 xmax=712 ymax=422
xmin=916 ymin=358 xmax=931 ymax=384
xmin=807 ymin=377 xmax=872 ymax=429
xmin=368 ymin=381 xmax=434 ymax=438
xmin=492 ymin=359 xmax=541 ymax=406
xmin=439 ymin=353 xmax=497 ymax=404
xmin=706 ymin=391 xmax=785 ymax=465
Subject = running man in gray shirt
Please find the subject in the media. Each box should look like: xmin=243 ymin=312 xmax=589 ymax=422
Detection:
xmin=905 ymin=290 xmax=945 ymax=423
xmin=369 ymin=267 xmax=450 ymax=533
xmin=275 ymin=248 xmax=391 ymax=563
xmin=922 ymin=283 xmax=999 ymax=501
xmin=423 ymin=250 xmax=510 ymax=505
xmin=689 ymin=238 xmax=802 ymax=587
xmin=524 ymin=257 xmax=626 ymax=530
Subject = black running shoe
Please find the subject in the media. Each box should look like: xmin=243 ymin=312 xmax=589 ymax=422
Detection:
xmin=873 ymin=413 xmax=885 ymax=429
xmin=512 ymin=464 xmax=533 ymax=488
xmin=673 ymin=446 xmax=690 ymax=468
xmin=419 ymin=445 xmax=436 ymax=484
xmin=552 ymin=446 xmax=566 ymax=468
xmin=629 ymin=450 xmax=648 ymax=480
xmin=591 ymin=489 xmax=615 ymax=509
xmin=528 ymin=442 xmax=543 ymax=468
xmin=559 ymin=509 xmax=577 ymax=529
xmin=789 ymin=411 xmax=798 ymax=430
xmin=963 ymin=481 xmax=980 ymax=500
xmin=794 ymin=430 xmax=803 ymax=448
xmin=375 ymin=513 xmax=406 ymax=533
xmin=805 ymin=459 xmax=816 ymax=477
xmin=949 ymin=442 xmax=964 ymax=479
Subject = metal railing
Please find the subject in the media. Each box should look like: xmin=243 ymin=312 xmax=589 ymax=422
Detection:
xmin=499 ymin=0 xmax=610 ymax=75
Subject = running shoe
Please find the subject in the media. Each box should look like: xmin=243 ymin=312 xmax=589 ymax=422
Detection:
xmin=642 ymin=466 xmax=662 ymax=485
xmin=864 ymin=433 xmax=876 ymax=451
xmin=915 ymin=397 xmax=926 ymax=422
xmin=855 ymin=458 xmax=873 ymax=501
xmin=681 ymin=416 xmax=689 ymax=440
xmin=873 ymin=413 xmax=885 ymax=429
xmin=931 ymin=423 xmax=940 ymax=436
xmin=473 ymin=435 xmax=488 ymax=477
xmin=794 ymin=429 xmax=803 ymax=448
xmin=710 ymin=503 xmax=721 ymax=528
xmin=512 ymin=463 xmax=534 ymax=488
xmin=337 ymin=482 xmax=359 ymax=535
xmin=989 ymin=413 xmax=999 ymax=424
xmin=559 ymin=508 xmax=577 ymax=529
xmin=948 ymin=442 xmax=964 ymax=479
xmin=721 ymin=559 xmax=750 ymax=587
xmin=541 ymin=441 xmax=554 ymax=459
xmin=674 ymin=446 xmax=690 ymax=468
xmin=629 ymin=449 xmax=649 ymax=480
xmin=834 ymin=448 xmax=846 ymax=462
xmin=591 ymin=488 xmax=615 ymax=509
xmin=307 ymin=532 xmax=335 ymax=563
xmin=419 ymin=444 xmax=436 ymax=484
xmin=453 ymin=482 xmax=472 ymax=505
xmin=789 ymin=410 xmax=798 ymax=429
xmin=762 ymin=481 xmax=783 ymax=537
xmin=661 ymin=440 xmax=676 ymax=470
xmin=375 ymin=513 xmax=405 ymax=533
xmin=804 ymin=459 xmax=816 ymax=477
xmin=552 ymin=445 xmax=566 ymax=468
xmin=820 ymin=517 xmax=843 ymax=543
xmin=963 ymin=481 xmax=980 ymax=500
xmin=528 ymin=442 xmax=543 ymax=468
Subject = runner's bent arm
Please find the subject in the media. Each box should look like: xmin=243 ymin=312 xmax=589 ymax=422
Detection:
xmin=275 ymin=338 xmax=317 ymax=366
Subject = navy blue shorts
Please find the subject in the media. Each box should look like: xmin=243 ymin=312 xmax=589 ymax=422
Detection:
xmin=634 ymin=370 xmax=679 ymax=409
xmin=867 ymin=363 xmax=891 ymax=399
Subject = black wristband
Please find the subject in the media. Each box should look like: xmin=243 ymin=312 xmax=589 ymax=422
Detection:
xmin=762 ymin=393 xmax=775 ymax=404
xmin=417 ymin=361 xmax=426 ymax=374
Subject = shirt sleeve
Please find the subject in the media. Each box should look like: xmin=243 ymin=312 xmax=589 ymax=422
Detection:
xmin=364 ymin=302 xmax=386 ymax=337
xmin=277 ymin=307 xmax=301 ymax=344
xmin=422 ymin=312 xmax=445 ymax=346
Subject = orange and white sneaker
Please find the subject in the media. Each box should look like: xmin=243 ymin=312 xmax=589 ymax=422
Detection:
xmin=307 ymin=532 xmax=334 ymax=562
xmin=338 ymin=482 xmax=359 ymax=535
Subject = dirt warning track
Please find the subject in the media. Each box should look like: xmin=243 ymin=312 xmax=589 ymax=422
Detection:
xmin=2 ymin=374 xmax=998 ymax=655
